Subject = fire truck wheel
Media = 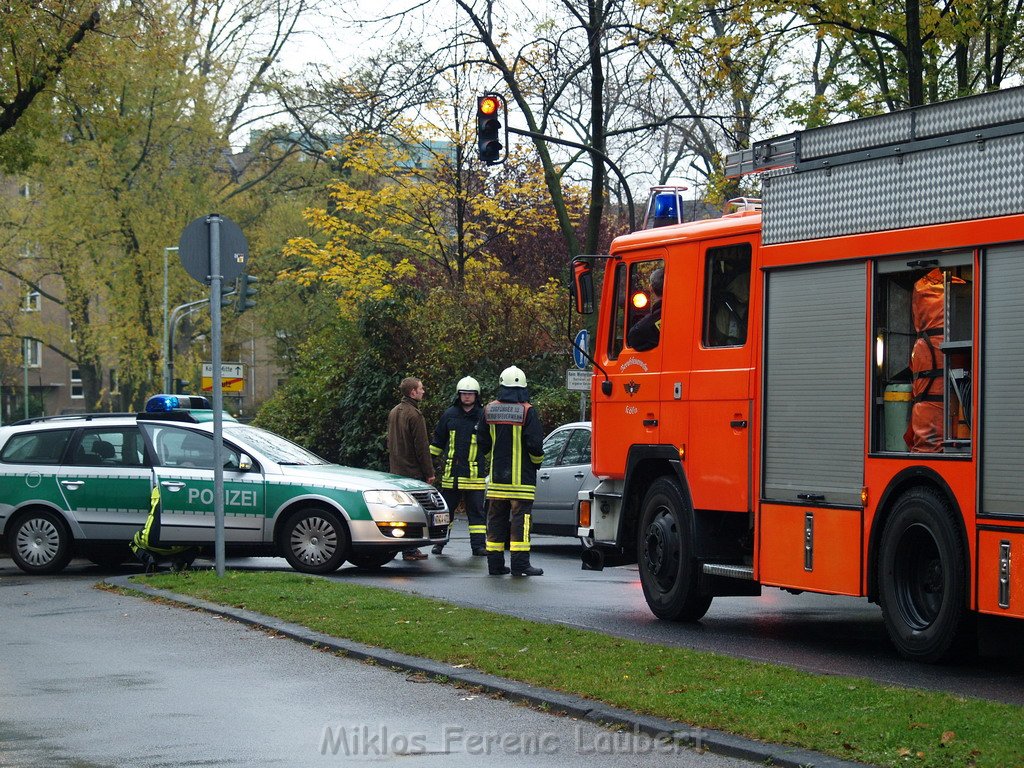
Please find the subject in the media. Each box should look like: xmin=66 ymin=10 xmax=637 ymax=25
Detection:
xmin=281 ymin=507 xmax=349 ymax=574
xmin=878 ymin=487 xmax=975 ymax=663
xmin=637 ymin=478 xmax=712 ymax=621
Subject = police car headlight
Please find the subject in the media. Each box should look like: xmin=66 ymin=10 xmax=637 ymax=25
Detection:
xmin=363 ymin=490 xmax=414 ymax=508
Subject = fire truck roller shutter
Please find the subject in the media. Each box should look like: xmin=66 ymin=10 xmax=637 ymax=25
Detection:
xmin=982 ymin=245 xmax=1024 ymax=517
xmin=763 ymin=262 xmax=866 ymax=506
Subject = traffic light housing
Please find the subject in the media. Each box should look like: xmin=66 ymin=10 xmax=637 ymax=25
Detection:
xmin=235 ymin=273 xmax=259 ymax=314
xmin=476 ymin=94 xmax=506 ymax=165
xmin=219 ymin=280 xmax=237 ymax=308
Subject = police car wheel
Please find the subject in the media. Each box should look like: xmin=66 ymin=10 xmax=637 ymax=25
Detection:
xmin=10 ymin=509 xmax=73 ymax=575
xmin=347 ymin=550 xmax=398 ymax=570
xmin=282 ymin=508 xmax=348 ymax=574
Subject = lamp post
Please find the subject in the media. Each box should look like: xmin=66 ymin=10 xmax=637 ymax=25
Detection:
xmin=163 ymin=246 xmax=178 ymax=392
xmin=22 ymin=337 xmax=29 ymax=419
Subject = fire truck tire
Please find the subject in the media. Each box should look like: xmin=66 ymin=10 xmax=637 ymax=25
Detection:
xmin=878 ymin=487 xmax=975 ymax=663
xmin=637 ymin=478 xmax=712 ymax=621
xmin=281 ymin=507 xmax=348 ymax=574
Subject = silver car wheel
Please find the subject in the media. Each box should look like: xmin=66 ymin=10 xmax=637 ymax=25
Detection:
xmin=16 ymin=516 xmax=62 ymax=567
xmin=289 ymin=515 xmax=338 ymax=566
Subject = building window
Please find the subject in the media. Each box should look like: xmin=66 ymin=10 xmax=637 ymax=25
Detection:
xmin=21 ymin=290 xmax=40 ymax=312
xmin=24 ymin=340 xmax=41 ymax=368
xmin=71 ymin=368 xmax=84 ymax=399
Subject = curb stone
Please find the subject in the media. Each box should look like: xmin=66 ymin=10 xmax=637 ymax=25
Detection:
xmin=106 ymin=575 xmax=873 ymax=768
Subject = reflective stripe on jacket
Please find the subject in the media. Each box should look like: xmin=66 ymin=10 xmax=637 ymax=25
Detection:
xmin=430 ymin=401 xmax=486 ymax=489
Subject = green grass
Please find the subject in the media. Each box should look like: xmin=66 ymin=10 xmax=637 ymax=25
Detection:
xmin=130 ymin=570 xmax=1021 ymax=768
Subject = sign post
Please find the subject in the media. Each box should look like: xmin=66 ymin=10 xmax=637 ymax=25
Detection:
xmin=572 ymin=329 xmax=590 ymax=421
xmin=178 ymin=213 xmax=248 ymax=577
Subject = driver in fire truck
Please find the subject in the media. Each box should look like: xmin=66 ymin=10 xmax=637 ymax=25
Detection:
xmin=627 ymin=267 xmax=664 ymax=351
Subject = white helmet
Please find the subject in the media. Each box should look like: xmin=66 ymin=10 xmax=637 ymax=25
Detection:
xmin=499 ymin=365 xmax=527 ymax=388
xmin=456 ymin=376 xmax=480 ymax=394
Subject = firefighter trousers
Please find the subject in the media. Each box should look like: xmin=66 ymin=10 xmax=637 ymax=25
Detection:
xmin=486 ymin=498 xmax=533 ymax=554
xmin=440 ymin=488 xmax=486 ymax=551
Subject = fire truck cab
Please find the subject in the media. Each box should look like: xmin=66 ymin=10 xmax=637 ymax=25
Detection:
xmin=574 ymin=86 xmax=1024 ymax=662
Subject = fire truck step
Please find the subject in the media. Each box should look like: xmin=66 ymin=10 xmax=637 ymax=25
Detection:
xmin=702 ymin=563 xmax=755 ymax=580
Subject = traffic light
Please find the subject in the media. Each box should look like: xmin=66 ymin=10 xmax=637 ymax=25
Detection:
xmin=219 ymin=280 xmax=237 ymax=308
xmin=476 ymin=94 xmax=506 ymax=165
xmin=235 ymin=273 xmax=259 ymax=314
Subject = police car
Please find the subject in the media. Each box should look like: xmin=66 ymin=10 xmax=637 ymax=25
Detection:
xmin=0 ymin=395 xmax=449 ymax=575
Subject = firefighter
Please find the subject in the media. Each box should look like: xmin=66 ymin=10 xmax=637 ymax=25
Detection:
xmin=429 ymin=376 xmax=488 ymax=555
xmin=130 ymin=485 xmax=199 ymax=573
xmin=476 ymin=365 xmax=545 ymax=576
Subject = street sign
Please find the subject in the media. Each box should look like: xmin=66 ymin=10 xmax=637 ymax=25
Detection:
xmin=202 ymin=362 xmax=245 ymax=393
xmin=566 ymin=369 xmax=592 ymax=392
xmin=573 ymin=329 xmax=589 ymax=369
xmin=178 ymin=214 xmax=249 ymax=284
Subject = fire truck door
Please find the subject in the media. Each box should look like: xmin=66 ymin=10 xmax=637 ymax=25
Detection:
xmin=687 ymin=241 xmax=754 ymax=513
xmin=593 ymin=257 xmax=665 ymax=473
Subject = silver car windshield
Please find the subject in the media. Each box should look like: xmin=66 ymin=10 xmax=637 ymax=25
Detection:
xmin=225 ymin=425 xmax=329 ymax=465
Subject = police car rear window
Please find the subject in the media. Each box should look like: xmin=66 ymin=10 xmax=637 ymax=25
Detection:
xmin=1 ymin=429 xmax=74 ymax=465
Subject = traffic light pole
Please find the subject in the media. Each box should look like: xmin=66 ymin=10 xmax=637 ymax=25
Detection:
xmin=507 ymin=126 xmax=636 ymax=232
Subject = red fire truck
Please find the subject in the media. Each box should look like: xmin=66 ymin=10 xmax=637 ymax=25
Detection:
xmin=572 ymin=86 xmax=1024 ymax=662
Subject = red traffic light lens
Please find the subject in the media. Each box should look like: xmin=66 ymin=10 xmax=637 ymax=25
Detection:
xmin=479 ymin=96 xmax=500 ymax=115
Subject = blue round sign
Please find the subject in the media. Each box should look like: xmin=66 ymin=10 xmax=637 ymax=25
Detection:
xmin=573 ymin=329 xmax=589 ymax=369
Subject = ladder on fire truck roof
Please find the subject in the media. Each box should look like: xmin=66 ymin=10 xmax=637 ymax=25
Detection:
xmin=724 ymin=85 xmax=1024 ymax=178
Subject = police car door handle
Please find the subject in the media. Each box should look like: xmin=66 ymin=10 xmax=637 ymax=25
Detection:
xmin=574 ymin=472 xmax=586 ymax=479
xmin=161 ymin=480 xmax=186 ymax=491
xmin=60 ymin=480 xmax=83 ymax=490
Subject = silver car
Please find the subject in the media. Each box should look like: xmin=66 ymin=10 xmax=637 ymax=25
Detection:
xmin=532 ymin=421 xmax=597 ymax=537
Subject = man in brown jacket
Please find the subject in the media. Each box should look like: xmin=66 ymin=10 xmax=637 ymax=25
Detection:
xmin=387 ymin=376 xmax=435 ymax=560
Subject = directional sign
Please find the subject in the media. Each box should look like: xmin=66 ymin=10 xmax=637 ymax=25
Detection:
xmin=202 ymin=362 xmax=245 ymax=393
xmin=566 ymin=369 xmax=592 ymax=392
xmin=178 ymin=214 xmax=249 ymax=284
xmin=573 ymin=329 xmax=590 ymax=369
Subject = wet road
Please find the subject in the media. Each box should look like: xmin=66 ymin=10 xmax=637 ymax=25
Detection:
xmin=0 ymin=568 xmax=758 ymax=768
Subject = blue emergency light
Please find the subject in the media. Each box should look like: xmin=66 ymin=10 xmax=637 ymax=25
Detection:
xmin=643 ymin=186 xmax=688 ymax=229
xmin=145 ymin=394 xmax=212 ymax=412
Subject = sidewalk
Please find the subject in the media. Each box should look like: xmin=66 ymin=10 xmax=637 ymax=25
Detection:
xmin=111 ymin=575 xmax=870 ymax=768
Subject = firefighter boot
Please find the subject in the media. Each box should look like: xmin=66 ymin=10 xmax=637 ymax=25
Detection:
xmin=488 ymin=553 xmax=510 ymax=575
xmin=470 ymin=532 xmax=488 ymax=556
xmin=511 ymin=552 xmax=543 ymax=577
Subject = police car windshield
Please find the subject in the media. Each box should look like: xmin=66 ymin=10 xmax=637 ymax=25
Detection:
xmin=225 ymin=425 xmax=329 ymax=465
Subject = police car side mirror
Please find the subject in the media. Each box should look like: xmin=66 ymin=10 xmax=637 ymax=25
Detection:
xmin=238 ymin=454 xmax=253 ymax=471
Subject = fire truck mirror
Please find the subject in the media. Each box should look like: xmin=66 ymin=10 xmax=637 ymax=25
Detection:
xmin=572 ymin=261 xmax=594 ymax=314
